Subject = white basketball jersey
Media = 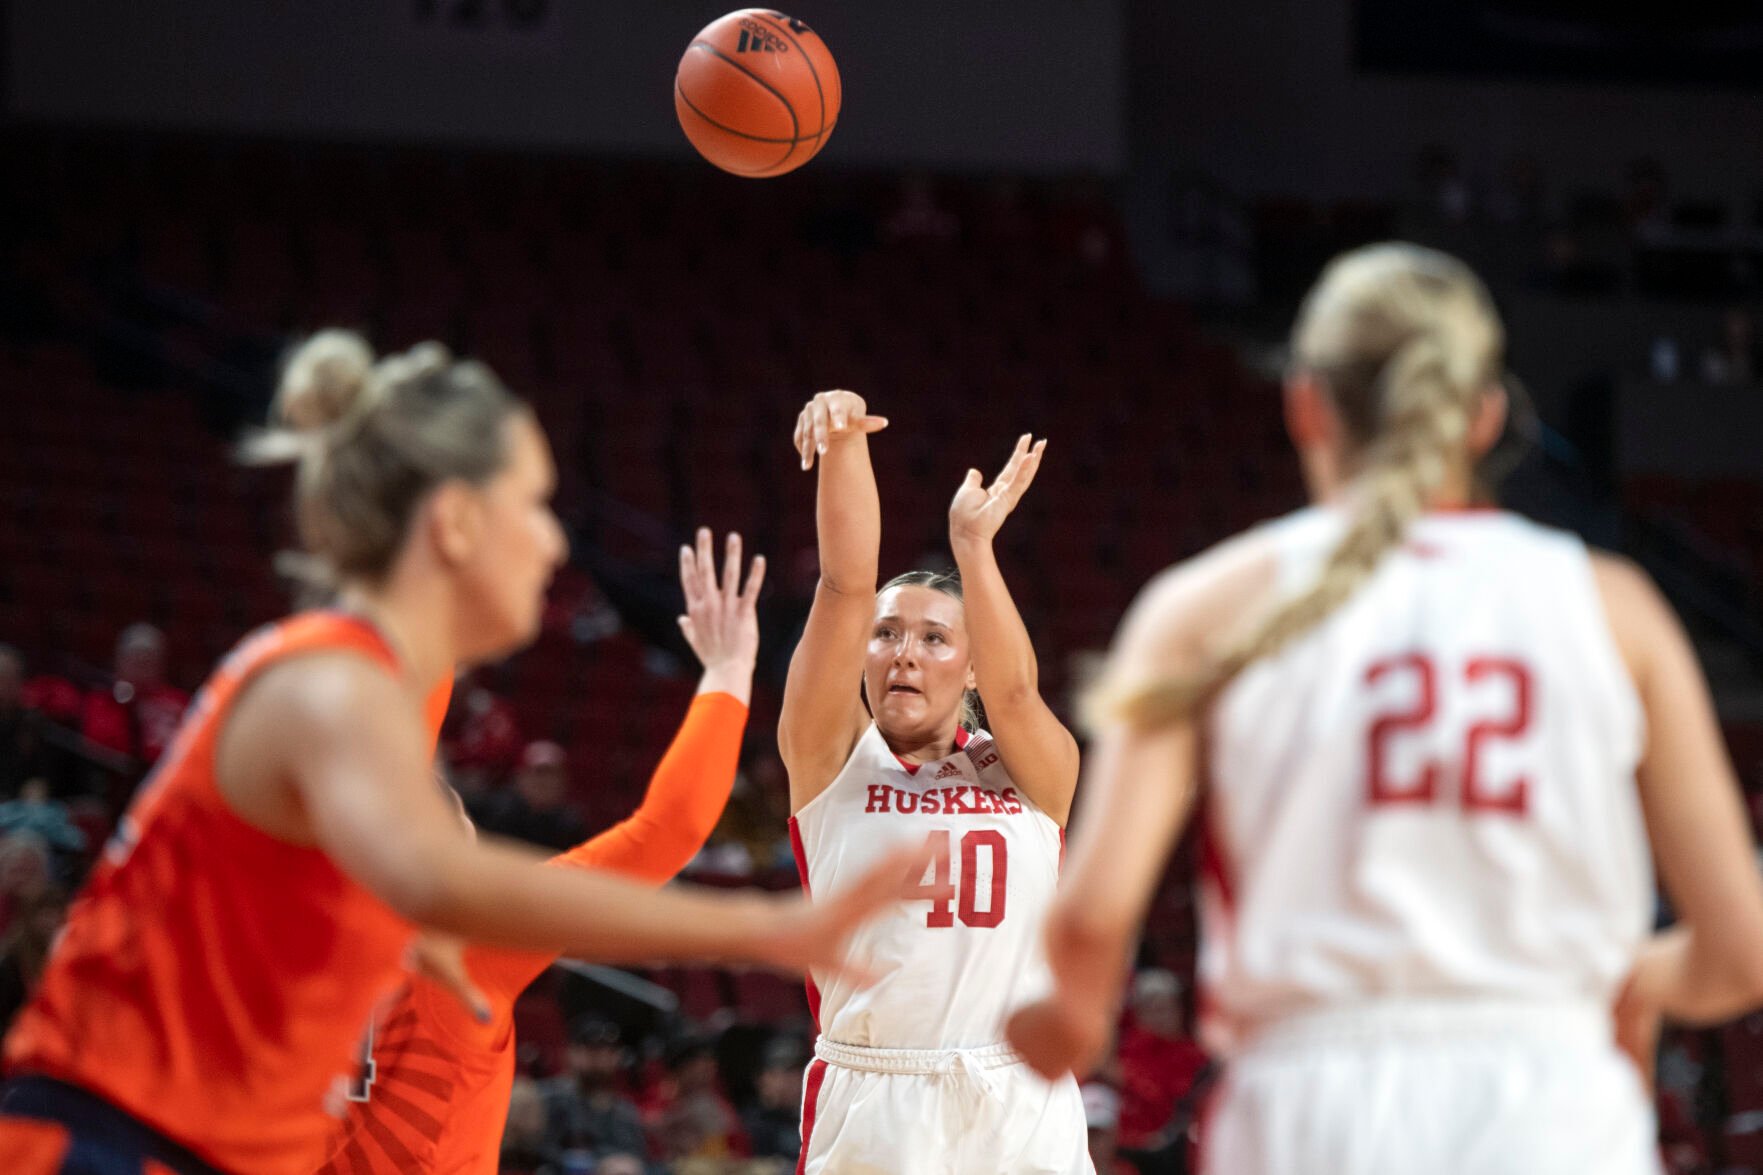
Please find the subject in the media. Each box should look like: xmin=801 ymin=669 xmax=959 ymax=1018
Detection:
xmin=791 ymin=724 xmax=1065 ymax=1049
xmin=1200 ymin=508 xmax=1652 ymax=1047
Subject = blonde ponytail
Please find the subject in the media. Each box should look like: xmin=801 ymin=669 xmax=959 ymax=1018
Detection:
xmin=1092 ymin=244 xmax=1501 ymax=732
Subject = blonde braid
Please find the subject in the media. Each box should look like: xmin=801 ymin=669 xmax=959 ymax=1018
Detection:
xmin=1089 ymin=245 xmax=1498 ymax=732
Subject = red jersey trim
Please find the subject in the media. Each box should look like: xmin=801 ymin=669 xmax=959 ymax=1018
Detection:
xmin=891 ymin=726 xmax=971 ymax=774
xmin=787 ymin=817 xmax=823 ymax=1030
xmin=796 ymin=1058 xmax=829 ymax=1175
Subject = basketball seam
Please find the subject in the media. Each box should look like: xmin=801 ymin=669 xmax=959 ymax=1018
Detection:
xmin=675 ymin=81 xmax=809 ymax=146
xmin=752 ymin=12 xmax=829 ymax=156
xmin=689 ymin=40 xmax=800 ymax=142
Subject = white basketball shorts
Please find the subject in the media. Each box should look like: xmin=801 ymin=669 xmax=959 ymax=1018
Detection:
xmin=1200 ymin=1000 xmax=1661 ymax=1175
xmin=798 ymin=1039 xmax=1093 ymax=1175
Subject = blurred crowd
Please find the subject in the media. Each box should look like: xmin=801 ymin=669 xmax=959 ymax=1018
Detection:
xmin=0 ymin=616 xmax=1227 ymax=1175
xmin=0 ymin=617 xmax=1755 ymax=1164
xmin=2 ymin=616 xmax=1753 ymax=1173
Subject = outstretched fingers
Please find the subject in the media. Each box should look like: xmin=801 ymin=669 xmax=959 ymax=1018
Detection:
xmin=695 ymin=527 xmax=718 ymax=603
xmin=721 ymin=531 xmax=743 ymax=604
xmin=678 ymin=538 xmax=704 ymax=613
xmin=994 ymin=435 xmax=1046 ymax=507
xmin=740 ymin=553 xmax=768 ymax=610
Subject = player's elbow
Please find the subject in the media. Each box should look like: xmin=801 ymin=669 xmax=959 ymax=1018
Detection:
xmin=1721 ymin=940 xmax=1763 ymax=1011
xmin=980 ymin=681 xmax=1039 ymax=715
xmin=816 ymin=571 xmax=876 ymax=600
xmin=375 ymin=867 xmax=455 ymax=928
xmin=360 ymin=843 xmax=470 ymax=930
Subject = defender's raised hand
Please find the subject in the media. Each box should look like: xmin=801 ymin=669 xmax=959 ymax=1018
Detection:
xmin=678 ymin=527 xmax=765 ymax=676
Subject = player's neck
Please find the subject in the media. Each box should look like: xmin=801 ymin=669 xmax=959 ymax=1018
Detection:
xmin=879 ymin=723 xmax=962 ymax=765
xmin=334 ymin=576 xmax=456 ymax=704
xmin=1313 ymin=460 xmax=1478 ymax=511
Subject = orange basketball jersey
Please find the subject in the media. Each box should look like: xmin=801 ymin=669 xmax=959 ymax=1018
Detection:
xmin=318 ymin=690 xmax=748 ymax=1175
xmin=4 ymin=613 xmax=426 ymax=1175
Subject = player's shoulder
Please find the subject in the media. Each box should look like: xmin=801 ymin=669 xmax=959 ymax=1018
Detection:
xmin=1128 ymin=512 xmax=1299 ymax=627
xmin=1584 ymin=547 xmax=1654 ymax=599
xmin=1107 ymin=516 xmax=1295 ymax=680
xmin=249 ymin=648 xmax=405 ymax=725
xmin=1583 ymin=548 xmax=1674 ymax=672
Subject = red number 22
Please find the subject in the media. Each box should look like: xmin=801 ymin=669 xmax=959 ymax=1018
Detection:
xmin=1365 ymin=654 xmax=1532 ymax=815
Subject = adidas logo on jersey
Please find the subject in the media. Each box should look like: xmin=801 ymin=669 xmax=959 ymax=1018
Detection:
xmin=933 ymin=761 xmax=963 ymax=781
xmin=737 ymin=21 xmax=788 ymax=53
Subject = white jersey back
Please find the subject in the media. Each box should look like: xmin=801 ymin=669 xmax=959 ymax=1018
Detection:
xmin=1201 ymin=508 xmax=1651 ymax=1046
xmin=791 ymin=724 xmax=1064 ymax=1049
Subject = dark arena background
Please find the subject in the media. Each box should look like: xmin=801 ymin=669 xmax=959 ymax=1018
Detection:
xmin=1 ymin=2 xmax=1761 ymax=1172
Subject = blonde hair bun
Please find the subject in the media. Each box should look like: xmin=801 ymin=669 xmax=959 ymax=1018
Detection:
xmin=275 ymin=330 xmax=375 ymax=432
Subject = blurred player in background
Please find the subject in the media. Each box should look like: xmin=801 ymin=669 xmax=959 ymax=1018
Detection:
xmin=781 ymin=390 xmax=1091 ymax=1174
xmin=0 ymin=333 xmax=907 ymax=1175
xmin=319 ymin=526 xmax=762 ymax=1175
xmin=1010 ymin=244 xmax=1763 ymax=1174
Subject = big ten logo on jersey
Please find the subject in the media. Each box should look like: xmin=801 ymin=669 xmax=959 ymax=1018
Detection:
xmin=737 ymin=18 xmax=789 ymax=53
xmin=1362 ymin=652 xmax=1533 ymax=816
xmin=864 ymin=783 xmax=1025 ymax=817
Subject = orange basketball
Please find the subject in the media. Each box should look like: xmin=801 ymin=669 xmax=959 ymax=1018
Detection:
xmin=675 ymin=9 xmax=841 ymax=178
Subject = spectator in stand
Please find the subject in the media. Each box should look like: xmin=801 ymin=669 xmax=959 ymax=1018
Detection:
xmin=595 ymin=1155 xmax=645 ymax=1175
xmin=0 ymin=780 xmax=85 ymax=870
xmin=883 ymin=174 xmax=960 ymax=244
xmin=501 ymin=1075 xmax=561 ymax=1175
xmin=1115 ymin=970 xmax=1211 ymax=1175
xmin=688 ymin=769 xmax=789 ymax=880
xmin=438 ymin=671 xmax=524 ymax=796
xmin=1705 ymin=306 xmax=1762 ymax=385
xmin=1082 ymin=1082 xmax=1135 ymax=1175
xmin=540 ymin=1016 xmax=651 ymax=1169
xmin=0 ymin=887 xmax=67 ymax=1034
xmin=650 ymin=1034 xmax=745 ymax=1163
xmin=80 ymin=623 xmax=190 ymax=767
xmin=0 ymin=647 xmax=49 ymax=799
xmin=0 ymin=832 xmax=51 ymax=935
xmin=741 ymin=1037 xmax=806 ymax=1163
xmin=19 ymin=657 xmax=82 ymax=733
xmin=470 ymin=739 xmax=587 ymax=851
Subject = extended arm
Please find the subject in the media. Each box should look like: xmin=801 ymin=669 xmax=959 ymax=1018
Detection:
xmin=779 ymin=390 xmax=890 ymax=810
xmin=948 ymin=436 xmax=1078 ymax=822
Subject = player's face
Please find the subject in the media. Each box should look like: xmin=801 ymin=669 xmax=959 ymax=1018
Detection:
xmin=454 ymin=413 xmax=567 ymax=661
xmin=866 ymin=585 xmax=974 ymax=739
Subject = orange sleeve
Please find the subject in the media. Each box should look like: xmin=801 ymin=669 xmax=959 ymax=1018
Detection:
xmin=465 ymin=691 xmax=749 ymax=1000
xmin=422 ymin=672 xmax=455 ymax=750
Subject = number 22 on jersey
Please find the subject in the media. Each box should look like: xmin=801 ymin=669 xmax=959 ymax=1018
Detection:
xmin=1365 ymin=652 xmax=1533 ymax=815
xmin=908 ymin=829 xmax=1008 ymax=928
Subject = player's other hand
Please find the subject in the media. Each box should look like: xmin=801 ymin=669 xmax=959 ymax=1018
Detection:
xmin=1613 ymin=952 xmax=1667 ymax=1096
xmin=1006 ymin=993 xmax=1111 ymax=1081
xmin=745 ymin=843 xmax=921 ymax=983
xmin=950 ymin=433 xmax=1046 ymax=546
xmin=793 ymin=389 xmax=888 ymax=471
xmin=409 ymin=933 xmax=492 ymax=1024
xmin=678 ymin=527 xmax=765 ymax=681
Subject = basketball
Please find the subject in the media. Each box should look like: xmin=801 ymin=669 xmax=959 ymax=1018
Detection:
xmin=675 ymin=9 xmax=841 ymax=178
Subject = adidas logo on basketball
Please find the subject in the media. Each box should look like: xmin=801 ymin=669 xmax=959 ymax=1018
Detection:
xmin=933 ymin=762 xmax=963 ymax=781
xmin=736 ymin=21 xmax=788 ymax=53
